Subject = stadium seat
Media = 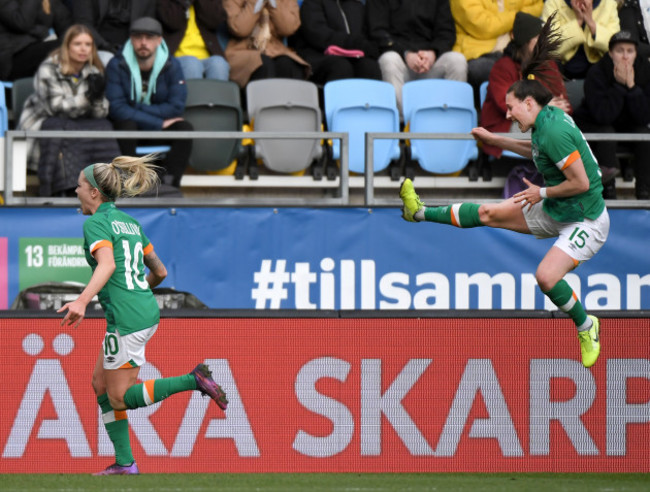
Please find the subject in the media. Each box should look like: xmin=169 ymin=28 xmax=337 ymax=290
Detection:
xmin=323 ymin=79 xmax=400 ymax=175
xmin=1 ymin=84 xmax=8 ymax=191
xmin=0 ymin=82 xmax=8 ymax=134
xmin=479 ymin=80 xmax=525 ymax=161
xmin=246 ymin=78 xmax=323 ymax=175
xmin=183 ymin=79 xmax=244 ymax=173
xmin=479 ymin=80 xmax=488 ymax=110
xmin=11 ymin=77 xmax=34 ymax=126
xmin=564 ymin=78 xmax=585 ymax=109
xmin=402 ymin=79 xmax=478 ymax=174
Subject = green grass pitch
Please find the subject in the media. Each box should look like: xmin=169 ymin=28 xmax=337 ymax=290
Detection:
xmin=2 ymin=473 xmax=650 ymax=491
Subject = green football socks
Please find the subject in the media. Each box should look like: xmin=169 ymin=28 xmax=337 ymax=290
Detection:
xmin=123 ymin=374 xmax=197 ymax=409
xmin=544 ymin=279 xmax=592 ymax=331
xmin=424 ymin=203 xmax=483 ymax=228
xmin=98 ymin=393 xmax=134 ymax=466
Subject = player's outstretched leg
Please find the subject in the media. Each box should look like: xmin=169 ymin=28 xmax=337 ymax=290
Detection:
xmin=399 ymin=179 xmax=484 ymax=228
xmin=93 ymin=462 xmax=140 ymax=476
xmin=123 ymin=365 xmax=228 ymax=411
xmin=399 ymin=179 xmax=425 ymax=222
xmin=191 ymin=363 xmax=228 ymax=410
xmin=578 ymin=315 xmax=601 ymax=368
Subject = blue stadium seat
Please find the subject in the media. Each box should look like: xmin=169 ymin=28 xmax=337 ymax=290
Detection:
xmin=402 ymin=79 xmax=478 ymax=174
xmin=0 ymin=84 xmax=8 ymax=134
xmin=324 ymin=79 xmax=400 ymax=174
xmin=479 ymin=80 xmax=524 ymax=161
xmin=479 ymin=80 xmax=488 ymax=109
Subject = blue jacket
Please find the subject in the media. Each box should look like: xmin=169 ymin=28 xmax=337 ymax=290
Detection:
xmin=105 ymin=49 xmax=187 ymax=130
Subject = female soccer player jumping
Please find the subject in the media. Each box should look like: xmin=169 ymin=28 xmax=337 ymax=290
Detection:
xmin=399 ymin=15 xmax=608 ymax=368
xmin=58 ymin=155 xmax=228 ymax=475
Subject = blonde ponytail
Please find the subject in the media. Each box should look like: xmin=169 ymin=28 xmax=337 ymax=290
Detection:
xmin=89 ymin=154 xmax=161 ymax=200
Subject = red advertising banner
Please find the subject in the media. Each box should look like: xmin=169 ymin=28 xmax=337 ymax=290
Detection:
xmin=1 ymin=317 xmax=649 ymax=474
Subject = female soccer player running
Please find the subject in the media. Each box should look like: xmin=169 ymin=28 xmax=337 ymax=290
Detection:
xmin=399 ymin=15 xmax=607 ymax=368
xmin=58 ymin=155 xmax=228 ymax=475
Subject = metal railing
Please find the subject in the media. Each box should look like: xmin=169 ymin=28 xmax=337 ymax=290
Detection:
xmin=2 ymin=129 xmax=648 ymax=207
xmin=2 ymin=130 xmax=349 ymax=206
xmin=365 ymin=131 xmax=650 ymax=208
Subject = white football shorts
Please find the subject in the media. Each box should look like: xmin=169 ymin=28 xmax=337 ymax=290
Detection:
xmin=102 ymin=324 xmax=158 ymax=370
xmin=523 ymin=202 xmax=610 ymax=263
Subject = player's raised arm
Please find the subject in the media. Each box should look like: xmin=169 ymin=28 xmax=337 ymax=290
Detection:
xmin=471 ymin=127 xmax=533 ymax=159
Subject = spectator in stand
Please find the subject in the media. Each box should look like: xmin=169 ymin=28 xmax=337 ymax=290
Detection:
xmin=73 ymin=0 xmax=155 ymax=66
xmin=618 ymin=0 xmax=650 ymax=60
xmin=366 ymin=0 xmax=467 ymax=112
xmin=157 ymin=0 xmax=230 ymax=80
xmin=18 ymin=24 xmax=120 ymax=196
xmin=223 ymin=0 xmax=309 ymax=88
xmin=573 ymin=30 xmax=650 ymax=199
xmin=0 ymin=0 xmax=72 ymax=81
xmin=450 ymin=0 xmax=543 ymax=94
xmin=481 ymin=12 xmax=571 ymax=159
xmin=292 ymin=0 xmax=381 ymax=85
xmin=542 ymin=0 xmax=620 ymax=79
xmin=105 ymin=17 xmax=192 ymax=188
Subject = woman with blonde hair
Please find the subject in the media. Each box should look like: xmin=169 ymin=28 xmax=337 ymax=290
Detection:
xmin=59 ymin=155 xmax=228 ymax=476
xmin=19 ymin=23 xmax=121 ymax=196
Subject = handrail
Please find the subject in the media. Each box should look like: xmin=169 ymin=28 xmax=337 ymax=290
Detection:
xmin=365 ymin=131 xmax=650 ymax=208
xmin=2 ymin=130 xmax=349 ymax=206
xmin=2 ymin=129 xmax=649 ymax=208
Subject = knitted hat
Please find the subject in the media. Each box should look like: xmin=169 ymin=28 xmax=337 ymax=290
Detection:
xmin=512 ymin=12 xmax=543 ymax=47
xmin=609 ymin=30 xmax=639 ymax=50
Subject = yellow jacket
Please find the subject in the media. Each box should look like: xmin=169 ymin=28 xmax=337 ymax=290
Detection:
xmin=541 ymin=0 xmax=620 ymax=64
xmin=452 ymin=0 xmax=543 ymax=61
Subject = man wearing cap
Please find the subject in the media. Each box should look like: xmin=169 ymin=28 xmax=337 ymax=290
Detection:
xmin=573 ymin=30 xmax=650 ymax=199
xmin=450 ymin=0 xmax=543 ymax=94
xmin=105 ymin=16 xmax=192 ymax=189
xmin=73 ymin=0 xmax=156 ymax=66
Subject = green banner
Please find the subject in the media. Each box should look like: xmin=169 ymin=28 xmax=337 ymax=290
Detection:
xmin=19 ymin=238 xmax=91 ymax=291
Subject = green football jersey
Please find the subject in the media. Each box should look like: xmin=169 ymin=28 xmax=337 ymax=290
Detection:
xmin=83 ymin=202 xmax=159 ymax=335
xmin=531 ymin=105 xmax=605 ymax=222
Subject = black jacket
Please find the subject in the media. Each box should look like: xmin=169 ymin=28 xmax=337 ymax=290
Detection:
xmin=0 ymin=0 xmax=72 ymax=79
xmin=618 ymin=0 xmax=649 ymax=46
xmin=72 ymin=0 xmax=155 ymax=53
xmin=157 ymin=0 xmax=226 ymax=57
xmin=575 ymin=51 xmax=650 ymax=127
xmin=366 ymin=0 xmax=456 ymax=58
xmin=293 ymin=0 xmax=378 ymax=66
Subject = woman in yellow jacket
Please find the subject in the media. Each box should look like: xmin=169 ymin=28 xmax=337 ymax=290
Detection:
xmin=542 ymin=0 xmax=620 ymax=79
xmin=451 ymin=0 xmax=543 ymax=89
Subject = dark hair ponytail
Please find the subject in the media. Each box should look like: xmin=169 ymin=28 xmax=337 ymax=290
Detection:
xmin=508 ymin=12 xmax=563 ymax=107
